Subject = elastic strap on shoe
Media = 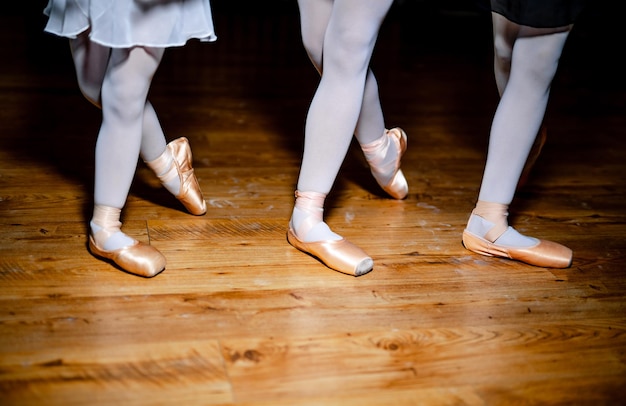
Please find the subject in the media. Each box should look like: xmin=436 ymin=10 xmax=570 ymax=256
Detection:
xmin=472 ymin=200 xmax=509 ymax=243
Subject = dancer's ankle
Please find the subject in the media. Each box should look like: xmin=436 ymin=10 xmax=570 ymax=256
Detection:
xmin=90 ymin=205 xmax=134 ymax=251
xmin=467 ymin=201 xmax=537 ymax=247
xmin=144 ymin=146 xmax=181 ymax=196
xmin=290 ymin=191 xmax=341 ymax=242
xmin=291 ymin=207 xmax=341 ymax=242
xmin=362 ymin=130 xmax=396 ymax=186
xmin=467 ymin=213 xmax=537 ymax=247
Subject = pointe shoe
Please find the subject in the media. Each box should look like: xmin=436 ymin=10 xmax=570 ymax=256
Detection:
xmin=168 ymin=137 xmax=207 ymax=215
xmin=517 ymin=126 xmax=547 ymax=189
xmin=287 ymin=228 xmax=373 ymax=276
xmin=462 ymin=229 xmax=572 ymax=268
xmin=88 ymin=235 xmax=167 ymax=277
xmin=363 ymin=127 xmax=408 ymax=200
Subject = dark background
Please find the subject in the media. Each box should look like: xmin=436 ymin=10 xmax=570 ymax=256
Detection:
xmin=5 ymin=1 xmax=621 ymax=89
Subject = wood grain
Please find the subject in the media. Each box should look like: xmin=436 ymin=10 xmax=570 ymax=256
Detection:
xmin=0 ymin=3 xmax=624 ymax=405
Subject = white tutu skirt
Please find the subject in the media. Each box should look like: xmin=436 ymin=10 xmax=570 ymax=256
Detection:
xmin=44 ymin=0 xmax=217 ymax=48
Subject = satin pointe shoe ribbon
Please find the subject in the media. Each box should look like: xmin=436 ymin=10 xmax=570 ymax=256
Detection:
xmin=167 ymin=137 xmax=207 ymax=215
xmin=147 ymin=137 xmax=207 ymax=215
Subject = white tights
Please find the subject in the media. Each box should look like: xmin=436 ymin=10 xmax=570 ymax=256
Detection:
xmin=70 ymin=34 xmax=175 ymax=250
xmin=468 ymin=13 xmax=572 ymax=246
xmin=292 ymin=0 xmax=395 ymax=242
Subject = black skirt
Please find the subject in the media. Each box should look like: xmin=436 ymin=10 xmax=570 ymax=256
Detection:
xmin=490 ymin=0 xmax=587 ymax=28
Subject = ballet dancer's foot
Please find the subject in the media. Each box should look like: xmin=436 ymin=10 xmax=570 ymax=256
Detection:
xmin=88 ymin=205 xmax=166 ymax=277
xmin=362 ymin=127 xmax=408 ymax=200
xmin=287 ymin=191 xmax=373 ymax=276
xmin=462 ymin=200 xmax=572 ymax=268
xmin=145 ymin=137 xmax=207 ymax=215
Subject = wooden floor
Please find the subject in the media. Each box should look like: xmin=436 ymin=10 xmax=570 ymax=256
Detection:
xmin=1 ymin=3 xmax=625 ymax=405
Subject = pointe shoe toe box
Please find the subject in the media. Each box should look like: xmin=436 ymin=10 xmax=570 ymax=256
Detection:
xmin=89 ymin=237 xmax=167 ymax=277
xmin=383 ymin=169 xmax=408 ymax=200
xmin=177 ymin=183 xmax=207 ymax=215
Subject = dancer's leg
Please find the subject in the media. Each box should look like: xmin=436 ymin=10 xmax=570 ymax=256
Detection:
xmin=491 ymin=14 xmax=571 ymax=96
xmin=69 ymin=35 xmax=178 ymax=192
xmin=292 ymin=0 xmax=394 ymax=243
xmin=90 ymin=46 xmax=164 ymax=251
xmin=491 ymin=15 xmax=517 ymax=96
xmin=69 ymin=33 xmax=109 ymax=108
xmin=70 ymin=35 xmax=177 ymax=189
xmin=297 ymin=0 xmax=401 ymax=191
xmin=467 ymin=15 xmax=571 ymax=247
xmin=492 ymin=14 xmax=560 ymax=189
xmin=297 ymin=0 xmax=384 ymax=144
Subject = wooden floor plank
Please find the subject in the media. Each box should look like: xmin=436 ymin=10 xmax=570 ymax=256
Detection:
xmin=1 ymin=3 xmax=624 ymax=404
xmin=221 ymin=326 xmax=626 ymax=402
xmin=0 ymin=340 xmax=232 ymax=406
